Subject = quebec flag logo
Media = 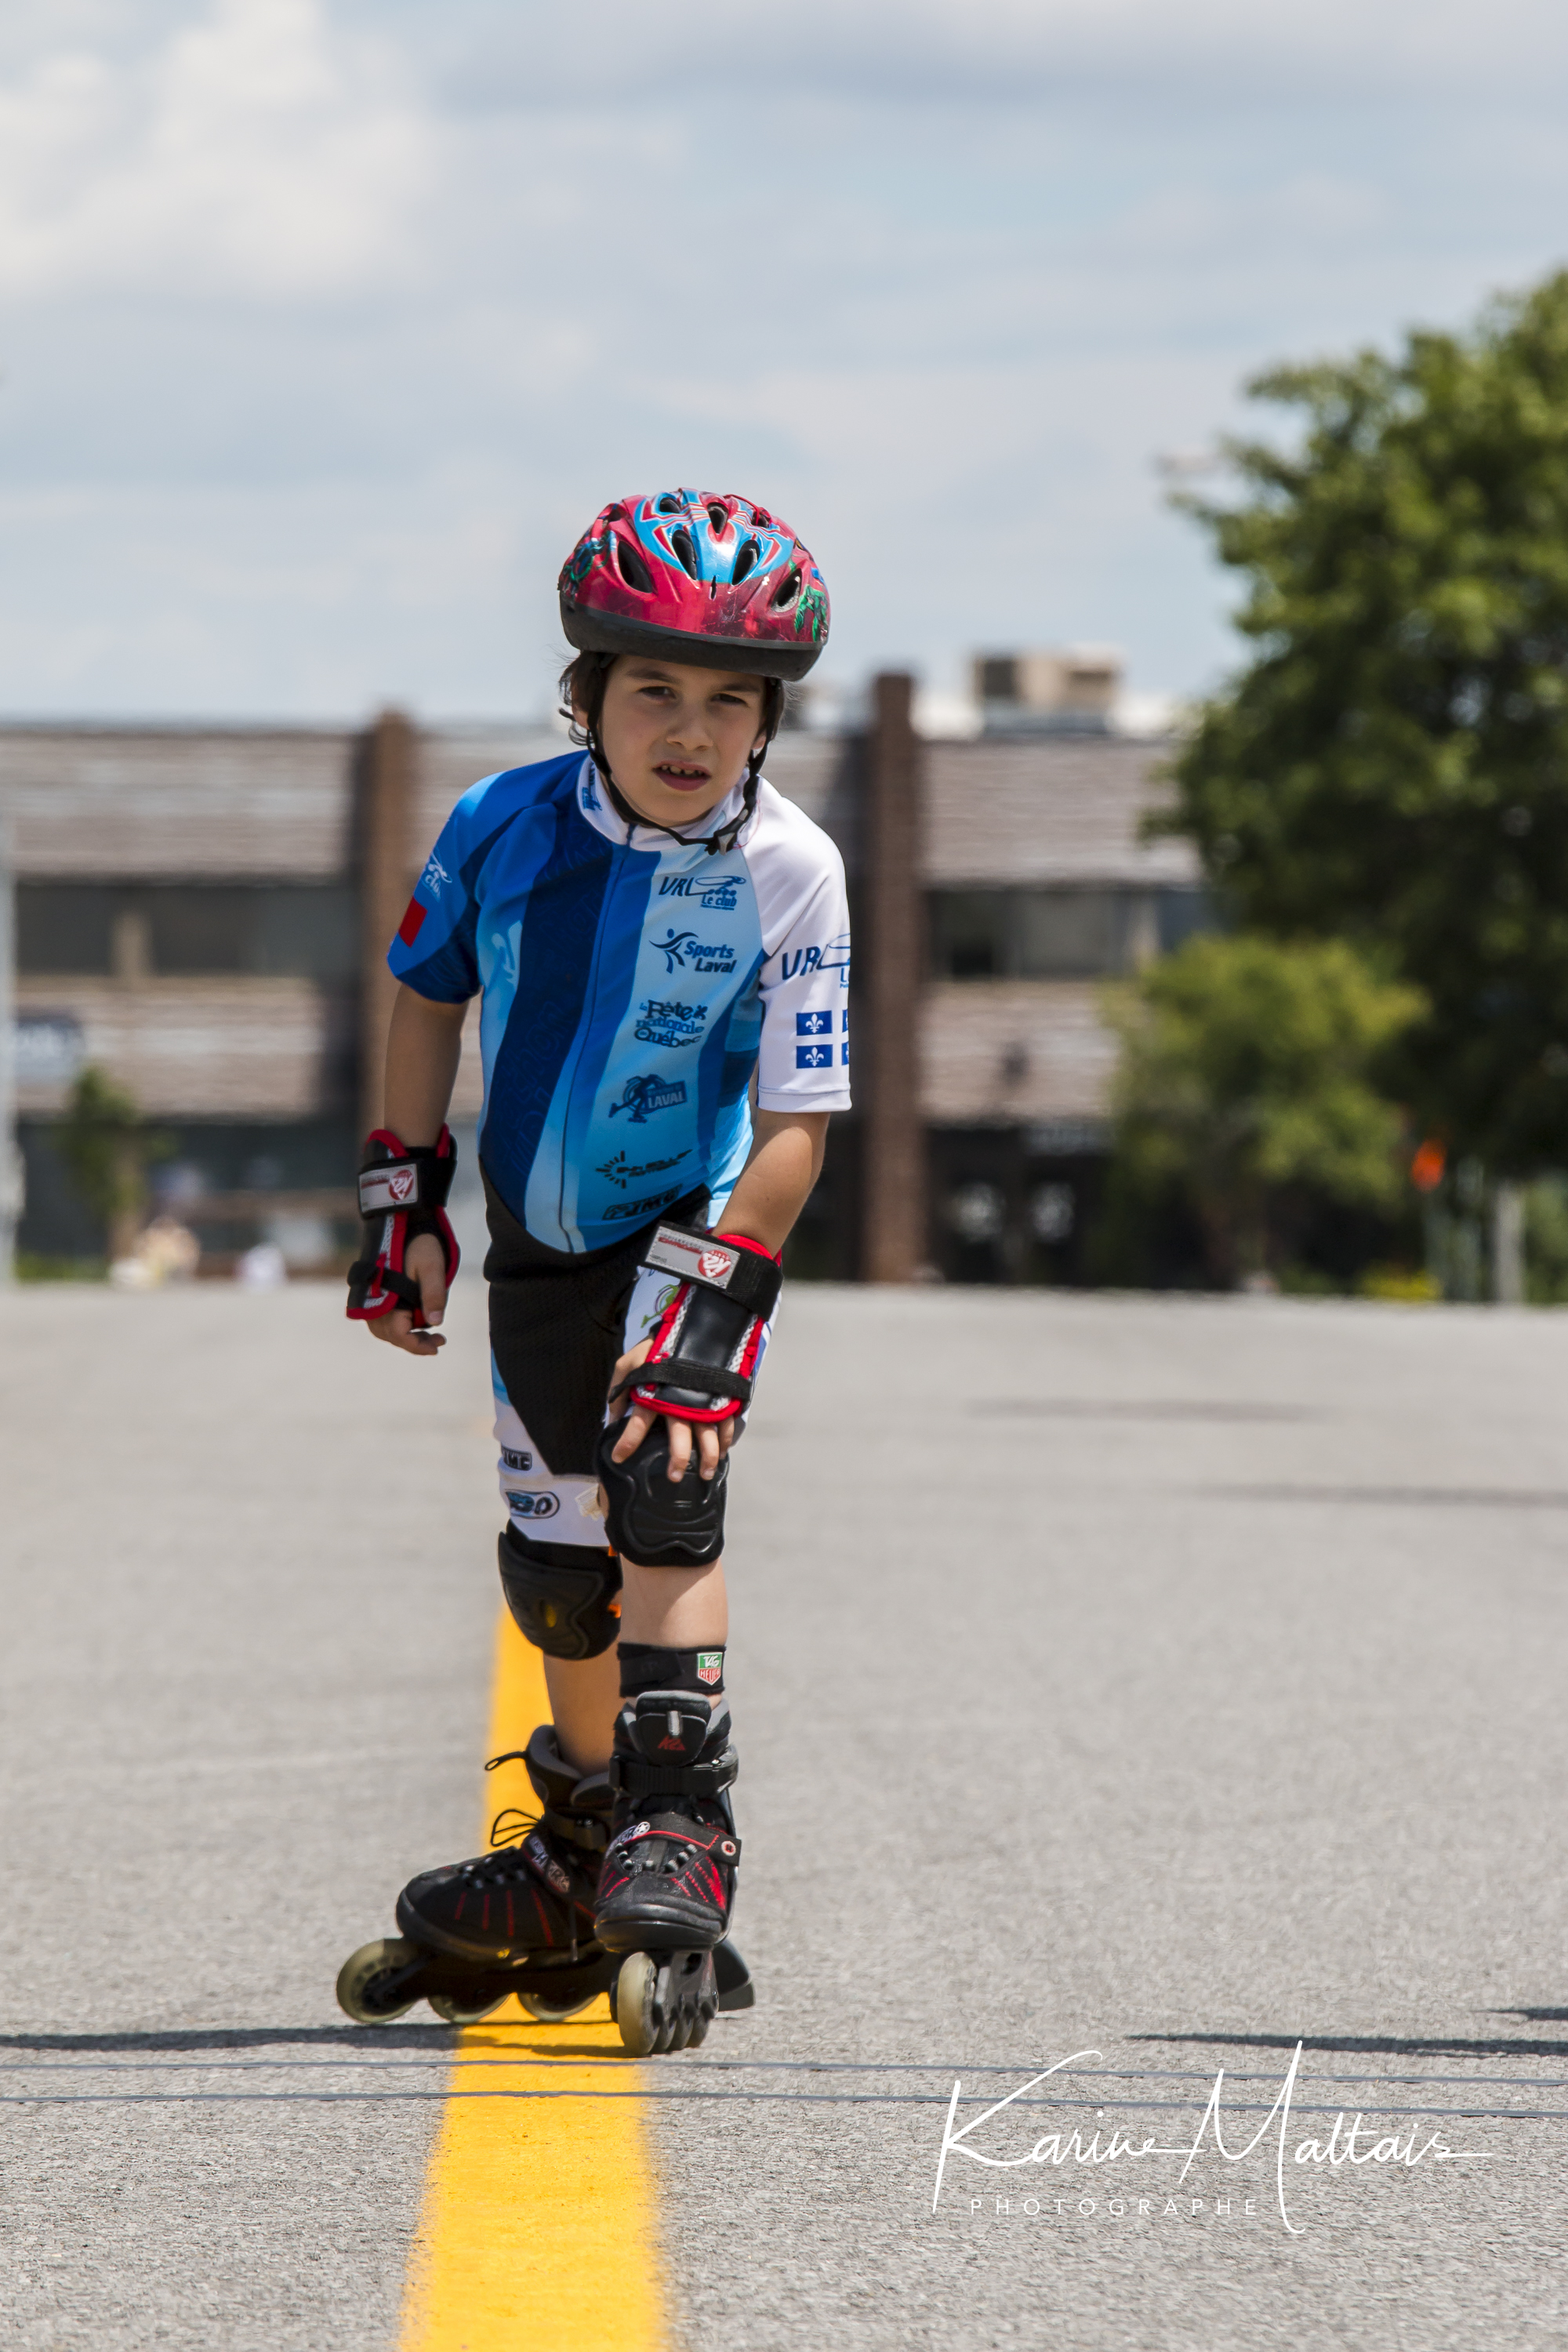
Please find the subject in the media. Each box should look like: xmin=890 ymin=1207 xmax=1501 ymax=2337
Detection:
xmin=796 ymin=1042 xmax=833 ymax=1069
xmin=796 ymin=1010 xmax=833 ymax=1036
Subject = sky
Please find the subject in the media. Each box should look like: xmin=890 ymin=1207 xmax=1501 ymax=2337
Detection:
xmin=3 ymin=0 xmax=1568 ymax=722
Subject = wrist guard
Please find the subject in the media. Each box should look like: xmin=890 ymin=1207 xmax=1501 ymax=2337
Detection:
xmin=346 ymin=1126 xmax=459 ymax=1324
xmin=614 ymin=1225 xmax=782 ymax=1425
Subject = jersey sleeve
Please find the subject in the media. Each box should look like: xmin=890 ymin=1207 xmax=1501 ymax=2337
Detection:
xmin=386 ymin=794 xmax=487 ymax=1004
xmin=754 ymin=835 xmax=853 ymax=1114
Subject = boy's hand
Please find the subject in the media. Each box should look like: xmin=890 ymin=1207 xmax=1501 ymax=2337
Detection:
xmin=366 ymin=1231 xmax=449 ymax=1356
xmin=606 ymin=1338 xmax=737 ymax=1481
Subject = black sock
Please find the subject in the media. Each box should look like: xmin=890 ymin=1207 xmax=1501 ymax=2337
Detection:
xmin=618 ymin=1641 xmax=725 ymax=1699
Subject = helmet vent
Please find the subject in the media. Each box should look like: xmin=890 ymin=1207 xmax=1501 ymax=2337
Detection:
xmin=615 ymin=536 xmax=655 ymax=593
xmin=657 ymin=493 xmax=681 ymax=515
xmin=731 ymin=539 xmax=760 ymax=585
xmin=670 ymin=526 xmax=699 ymax=579
xmin=769 ymin=565 xmax=800 ymax=611
xmin=707 ymin=502 xmax=729 ymax=534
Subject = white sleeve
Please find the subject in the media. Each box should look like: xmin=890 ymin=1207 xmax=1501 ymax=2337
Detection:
xmin=746 ymin=784 xmax=853 ymax=1113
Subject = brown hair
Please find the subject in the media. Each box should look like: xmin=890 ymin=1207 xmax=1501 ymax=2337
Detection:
xmin=557 ymin=650 xmax=786 ymax=752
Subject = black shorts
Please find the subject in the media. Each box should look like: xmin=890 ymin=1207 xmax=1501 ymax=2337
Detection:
xmin=483 ymin=1167 xmax=710 ymax=1546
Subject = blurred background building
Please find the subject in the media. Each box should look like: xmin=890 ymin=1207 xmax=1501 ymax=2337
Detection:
xmin=2 ymin=657 xmax=1210 ymax=1284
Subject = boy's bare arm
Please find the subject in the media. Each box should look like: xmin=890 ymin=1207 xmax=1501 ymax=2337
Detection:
xmin=368 ymin=985 xmax=469 ymax=1357
xmin=608 ymin=1108 xmax=829 ymax=1478
xmin=717 ymin=1107 xmax=829 ymax=1255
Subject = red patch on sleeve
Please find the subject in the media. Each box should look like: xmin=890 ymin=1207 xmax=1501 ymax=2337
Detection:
xmin=397 ymin=897 xmax=427 ymax=947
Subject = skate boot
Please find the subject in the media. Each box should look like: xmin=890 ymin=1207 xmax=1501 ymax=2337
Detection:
xmin=336 ymin=1723 xmax=617 ymax=2027
xmin=596 ymin=1690 xmax=741 ymax=2054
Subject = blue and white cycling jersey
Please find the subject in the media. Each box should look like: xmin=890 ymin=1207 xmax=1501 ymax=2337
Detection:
xmin=389 ymin=750 xmax=852 ymax=1252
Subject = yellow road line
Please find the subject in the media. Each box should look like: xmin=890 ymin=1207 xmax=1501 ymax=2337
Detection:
xmin=398 ymin=1611 xmax=666 ymax=2352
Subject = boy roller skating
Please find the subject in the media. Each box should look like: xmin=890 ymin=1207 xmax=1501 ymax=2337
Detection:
xmin=335 ymin=492 xmax=848 ymax=2052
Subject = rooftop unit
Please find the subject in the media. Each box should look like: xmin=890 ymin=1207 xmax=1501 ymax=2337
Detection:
xmin=971 ymin=647 xmax=1122 ymax=738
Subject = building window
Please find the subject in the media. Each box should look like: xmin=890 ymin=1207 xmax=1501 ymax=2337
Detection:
xmin=17 ymin=884 xmax=359 ymax=982
xmin=929 ymin=887 xmax=1211 ymax=979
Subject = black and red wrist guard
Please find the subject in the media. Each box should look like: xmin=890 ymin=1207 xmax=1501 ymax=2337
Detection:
xmin=613 ymin=1224 xmax=782 ymax=1425
xmin=346 ymin=1126 xmax=460 ymax=1325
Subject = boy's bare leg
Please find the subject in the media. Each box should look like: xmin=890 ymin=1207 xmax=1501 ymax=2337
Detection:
xmin=541 ymin=1649 xmax=622 ymax=1776
xmin=542 ymin=1558 xmax=728 ymax=1774
xmin=618 ymin=1558 xmax=728 ymax=1649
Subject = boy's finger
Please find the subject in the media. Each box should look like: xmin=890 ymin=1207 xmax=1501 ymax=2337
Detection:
xmin=408 ymin=1234 xmax=448 ymax=1328
xmin=611 ymin=1405 xmax=655 ymax=1463
xmin=697 ymin=1424 xmax=720 ymax=1481
xmin=666 ymin=1418 xmax=692 ymax=1479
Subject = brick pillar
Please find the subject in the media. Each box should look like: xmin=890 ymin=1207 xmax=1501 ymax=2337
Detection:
xmin=861 ymin=672 xmax=926 ymax=1281
xmin=358 ymin=710 xmax=417 ymax=1137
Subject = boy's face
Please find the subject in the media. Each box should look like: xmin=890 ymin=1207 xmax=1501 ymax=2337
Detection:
xmin=584 ymin=656 xmax=769 ymax=832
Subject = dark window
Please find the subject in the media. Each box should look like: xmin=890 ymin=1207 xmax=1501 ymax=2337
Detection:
xmin=930 ymin=886 xmax=1214 ymax=981
xmin=1016 ymin=891 xmax=1119 ymax=977
xmin=1156 ymin=887 xmax=1215 ymax=954
xmin=17 ymin=887 xmax=117 ymax=973
xmin=17 ymin=884 xmax=358 ymax=981
xmin=930 ymin=891 xmax=1011 ymax=978
xmin=977 ymin=657 xmax=1018 ymax=702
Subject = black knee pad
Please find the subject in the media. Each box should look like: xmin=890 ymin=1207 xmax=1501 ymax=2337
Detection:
xmin=497 ymin=1526 xmax=622 ymax=1660
xmin=595 ymin=1415 xmax=728 ymax=1569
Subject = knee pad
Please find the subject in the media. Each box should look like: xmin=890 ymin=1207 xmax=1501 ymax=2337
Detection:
xmin=497 ymin=1526 xmax=622 ymax=1660
xmin=594 ymin=1415 xmax=728 ymax=1570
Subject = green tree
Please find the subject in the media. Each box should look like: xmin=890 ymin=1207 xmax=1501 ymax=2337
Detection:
xmin=1163 ymin=271 xmax=1568 ymax=1174
xmin=1105 ymin=935 xmax=1425 ymax=1286
xmin=55 ymin=1066 xmax=167 ymax=1260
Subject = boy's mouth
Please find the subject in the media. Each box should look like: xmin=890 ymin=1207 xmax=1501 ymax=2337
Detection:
xmin=652 ymin=761 xmax=713 ymax=793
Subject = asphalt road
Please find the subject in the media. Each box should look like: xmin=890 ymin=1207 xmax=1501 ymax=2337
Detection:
xmin=2 ymin=1278 xmax=1565 ymax=2349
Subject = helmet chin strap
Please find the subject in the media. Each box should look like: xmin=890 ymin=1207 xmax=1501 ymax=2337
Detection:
xmin=586 ymin=729 xmax=761 ymax=857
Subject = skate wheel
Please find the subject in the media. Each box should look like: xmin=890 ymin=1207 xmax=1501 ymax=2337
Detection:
xmin=336 ymin=1937 xmax=420 ymax=2025
xmin=515 ymin=1989 xmax=598 ymax=2024
xmin=615 ymin=1952 xmax=661 ymax=2056
xmin=427 ymin=1989 xmax=506 ymax=2026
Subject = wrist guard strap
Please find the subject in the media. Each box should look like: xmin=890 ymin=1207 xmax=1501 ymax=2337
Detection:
xmin=346 ymin=1125 xmax=460 ymax=1323
xmin=613 ymin=1224 xmax=782 ymax=1424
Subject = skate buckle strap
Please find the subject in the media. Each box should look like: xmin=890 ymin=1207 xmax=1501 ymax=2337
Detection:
xmin=609 ymin=1748 xmax=738 ymax=1801
xmin=542 ymin=1806 xmax=608 ymax=1857
xmin=608 ymin=1816 xmax=741 ymax=1865
xmin=609 ymin=1352 xmax=756 ymax=1410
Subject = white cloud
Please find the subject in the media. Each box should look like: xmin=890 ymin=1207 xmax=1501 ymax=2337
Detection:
xmin=0 ymin=0 xmax=430 ymax=297
xmin=414 ymin=0 xmax=1568 ymax=111
xmin=4 ymin=0 xmax=1568 ymax=715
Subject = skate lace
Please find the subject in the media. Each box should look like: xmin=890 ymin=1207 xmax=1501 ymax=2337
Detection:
xmin=481 ymin=1751 xmax=543 ymax=1857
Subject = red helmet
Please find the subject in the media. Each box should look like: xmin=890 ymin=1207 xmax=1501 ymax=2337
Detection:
xmin=559 ymin=490 xmax=829 ymax=681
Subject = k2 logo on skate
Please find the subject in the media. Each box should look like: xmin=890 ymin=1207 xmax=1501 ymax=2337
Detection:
xmin=931 ymin=2045 xmax=1499 ymax=2235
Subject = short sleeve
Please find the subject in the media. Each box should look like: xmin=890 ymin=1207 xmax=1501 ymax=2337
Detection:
xmin=755 ymin=856 xmax=852 ymax=1113
xmin=387 ymin=807 xmax=483 ymax=1004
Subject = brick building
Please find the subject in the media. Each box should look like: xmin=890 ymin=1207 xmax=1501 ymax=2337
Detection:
xmin=2 ymin=691 xmax=1205 ymax=1279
